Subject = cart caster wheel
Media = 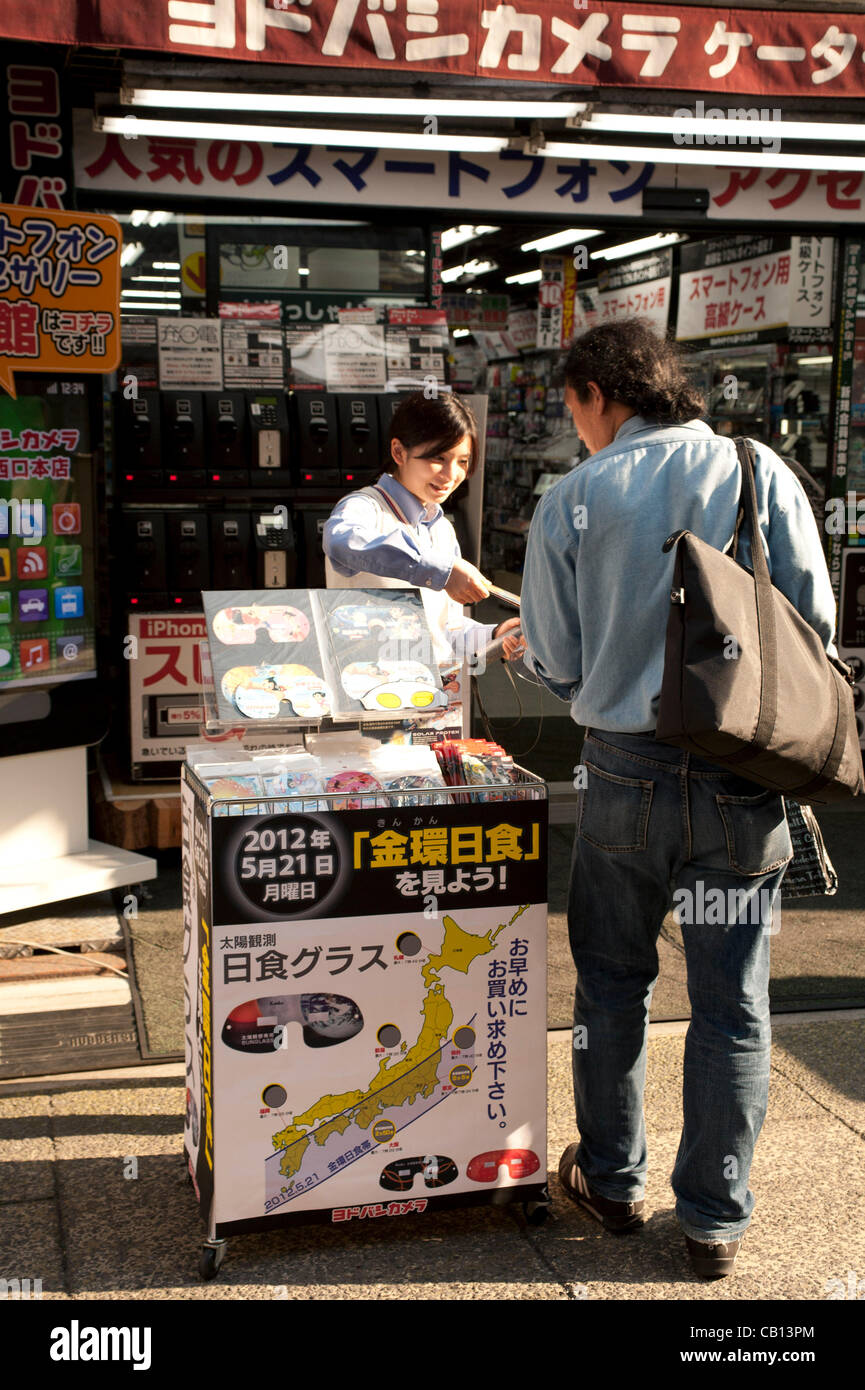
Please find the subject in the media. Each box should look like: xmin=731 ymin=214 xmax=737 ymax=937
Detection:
xmin=523 ymin=1200 xmax=550 ymax=1226
xmin=199 ymin=1242 xmax=226 ymax=1280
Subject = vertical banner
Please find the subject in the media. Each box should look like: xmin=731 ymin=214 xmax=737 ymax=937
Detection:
xmin=1 ymin=48 xmax=73 ymax=209
xmin=537 ymin=255 xmax=576 ymax=350
xmin=430 ymin=230 xmax=442 ymax=312
xmin=182 ymin=771 xmax=216 ymax=1225
xmin=826 ymin=237 xmax=865 ymax=744
xmin=536 ymin=255 xmax=564 ymax=350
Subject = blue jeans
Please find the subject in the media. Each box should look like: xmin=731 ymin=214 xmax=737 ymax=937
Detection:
xmin=569 ymin=730 xmax=793 ymax=1243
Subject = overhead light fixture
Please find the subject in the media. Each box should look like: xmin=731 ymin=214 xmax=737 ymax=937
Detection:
xmin=121 ymin=88 xmax=590 ymax=122
xmin=542 ymin=140 xmax=865 ymax=173
xmin=585 ymin=112 xmax=865 ymax=145
xmin=441 ymin=259 xmax=496 ymax=283
xmin=131 ymin=274 xmax=181 ymax=283
xmin=298 ymin=267 xmax=310 ymax=276
xmin=121 ymin=303 xmax=181 ymax=312
xmin=453 ymin=328 xmax=471 ymax=338
xmin=505 ymin=269 xmax=543 ymax=285
xmin=121 ymin=288 xmax=182 ymax=298
xmin=98 ymin=114 xmax=507 ymax=154
xmin=147 ymin=211 xmax=173 ymax=227
xmin=99 ymin=115 xmax=865 ymax=173
xmin=591 ymin=233 xmax=685 ymax=262
xmin=521 ymin=228 xmax=603 ymax=253
xmin=129 ymin=209 xmax=149 ymax=226
xmin=153 ymin=261 xmax=181 ymax=270
xmin=796 ymin=355 xmax=833 ymax=365
xmin=440 ymin=225 xmax=499 ymax=253
xmin=119 ymin=241 xmax=144 ymax=267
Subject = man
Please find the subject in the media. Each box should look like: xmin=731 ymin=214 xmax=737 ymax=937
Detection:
xmin=520 ymin=319 xmax=837 ymax=1278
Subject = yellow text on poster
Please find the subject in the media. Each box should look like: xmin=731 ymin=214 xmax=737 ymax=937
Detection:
xmin=0 ymin=204 xmax=122 ymax=397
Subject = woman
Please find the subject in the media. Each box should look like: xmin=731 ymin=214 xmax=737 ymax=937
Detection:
xmin=323 ymin=390 xmax=523 ymax=668
xmin=520 ymin=318 xmax=838 ymax=1279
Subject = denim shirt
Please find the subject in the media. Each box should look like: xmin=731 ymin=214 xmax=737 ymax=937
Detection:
xmin=520 ymin=415 xmax=839 ymax=734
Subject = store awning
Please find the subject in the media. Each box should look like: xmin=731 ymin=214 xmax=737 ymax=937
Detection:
xmin=3 ymin=2 xmax=865 ymax=99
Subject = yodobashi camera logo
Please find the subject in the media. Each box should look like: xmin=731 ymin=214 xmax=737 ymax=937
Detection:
xmin=673 ymin=101 xmax=782 ymax=155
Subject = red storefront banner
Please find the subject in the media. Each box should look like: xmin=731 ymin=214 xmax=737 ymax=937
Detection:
xmin=1 ymin=2 xmax=864 ymax=98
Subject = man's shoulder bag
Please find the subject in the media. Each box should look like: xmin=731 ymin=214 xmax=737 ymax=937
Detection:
xmin=655 ymin=436 xmax=864 ymax=804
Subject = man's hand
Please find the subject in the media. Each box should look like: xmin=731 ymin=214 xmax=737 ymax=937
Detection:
xmin=445 ymin=558 xmax=491 ymax=604
xmin=494 ymin=615 xmax=526 ymax=661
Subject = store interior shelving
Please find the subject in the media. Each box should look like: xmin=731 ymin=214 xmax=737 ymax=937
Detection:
xmin=481 ymin=354 xmax=584 ymax=583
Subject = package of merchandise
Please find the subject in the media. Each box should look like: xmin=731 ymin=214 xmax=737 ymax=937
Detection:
xmin=200 ymin=768 xmax=267 ymax=817
xmin=370 ymin=741 xmax=451 ymax=805
xmin=203 ymin=591 xmax=336 ymax=723
xmin=314 ymin=589 xmax=446 ymax=721
xmin=251 ymin=751 xmax=328 ymax=811
xmin=433 ymin=739 xmax=523 ymax=803
xmin=306 ymin=732 xmax=391 ymax=809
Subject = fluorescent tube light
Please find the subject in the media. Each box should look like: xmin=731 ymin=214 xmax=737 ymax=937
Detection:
xmin=542 ymin=140 xmax=865 ymax=173
xmin=441 ymin=259 xmax=496 ymax=283
xmin=98 ymin=114 xmax=507 ymax=154
xmin=119 ymin=242 xmax=144 ymax=267
xmin=586 ymin=112 xmax=865 ymax=145
xmin=440 ymin=225 xmax=499 ymax=252
xmin=591 ymin=233 xmax=684 ymax=262
xmin=153 ymin=261 xmax=181 ymax=270
xmin=131 ymin=275 xmax=181 ymax=282
xmin=122 ymin=88 xmax=589 ymax=121
xmin=521 ymin=228 xmax=603 ymax=253
xmin=505 ymin=269 xmax=543 ymax=285
xmin=795 ymin=355 xmax=833 ymax=365
xmin=121 ymin=288 xmax=182 ymax=298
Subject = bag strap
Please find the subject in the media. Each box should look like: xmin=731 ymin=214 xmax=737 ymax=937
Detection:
xmin=734 ymin=437 xmax=778 ymax=750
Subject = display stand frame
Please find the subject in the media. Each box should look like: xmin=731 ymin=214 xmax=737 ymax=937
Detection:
xmin=181 ymin=761 xmax=549 ymax=1280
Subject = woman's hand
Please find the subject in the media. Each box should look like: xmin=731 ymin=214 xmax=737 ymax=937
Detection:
xmin=445 ymin=559 xmax=491 ymax=604
xmin=495 ymin=615 xmax=526 ymax=661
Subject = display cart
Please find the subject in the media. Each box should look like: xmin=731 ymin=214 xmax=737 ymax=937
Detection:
xmin=182 ymin=590 xmax=549 ymax=1279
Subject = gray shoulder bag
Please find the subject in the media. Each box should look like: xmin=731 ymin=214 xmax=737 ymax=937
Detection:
xmin=655 ymin=436 xmax=864 ymax=805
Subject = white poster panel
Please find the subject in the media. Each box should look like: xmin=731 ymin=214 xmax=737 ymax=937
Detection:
xmin=211 ymin=902 xmax=547 ymax=1224
xmin=676 ymin=238 xmax=792 ymax=344
xmin=198 ymin=796 xmax=548 ymax=1229
xmin=325 ymin=322 xmax=387 ymax=391
xmin=789 ymin=235 xmax=833 ymax=335
xmin=157 ymin=317 xmax=223 ymax=389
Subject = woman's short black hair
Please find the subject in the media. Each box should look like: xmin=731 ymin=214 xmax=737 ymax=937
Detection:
xmin=386 ymin=390 xmax=479 ymax=477
xmin=561 ymin=318 xmax=705 ymax=424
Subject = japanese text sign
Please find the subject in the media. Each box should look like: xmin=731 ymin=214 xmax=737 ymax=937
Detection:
xmin=676 ymin=234 xmax=811 ymax=346
xmin=6 ymin=4 xmax=865 ymax=97
xmin=0 ymin=204 xmax=121 ymax=397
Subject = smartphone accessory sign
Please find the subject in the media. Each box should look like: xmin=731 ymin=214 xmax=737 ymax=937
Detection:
xmin=0 ymin=204 xmax=121 ymax=398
